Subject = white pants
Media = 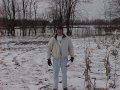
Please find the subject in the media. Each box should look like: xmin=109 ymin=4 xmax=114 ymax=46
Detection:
xmin=53 ymin=57 xmax=68 ymax=89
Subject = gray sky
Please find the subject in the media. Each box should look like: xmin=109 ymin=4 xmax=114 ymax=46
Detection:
xmin=0 ymin=0 xmax=109 ymax=20
xmin=39 ymin=0 xmax=109 ymax=20
xmin=79 ymin=0 xmax=106 ymax=20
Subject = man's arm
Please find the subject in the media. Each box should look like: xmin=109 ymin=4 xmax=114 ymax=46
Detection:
xmin=47 ymin=37 xmax=54 ymax=66
xmin=47 ymin=37 xmax=54 ymax=59
xmin=68 ymin=37 xmax=74 ymax=58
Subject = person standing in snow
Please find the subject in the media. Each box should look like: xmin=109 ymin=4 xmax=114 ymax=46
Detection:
xmin=47 ymin=26 xmax=74 ymax=90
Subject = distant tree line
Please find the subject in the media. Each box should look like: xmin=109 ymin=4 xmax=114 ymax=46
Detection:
xmin=0 ymin=0 xmax=42 ymax=36
xmin=0 ymin=18 xmax=49 ymax=27
xmin=72 ymin=18 xmax=120 ymax=25
xmin=1 ymin=17 xmax=120 ymax=27
xmin=0 ymin=0 xmax=120 ymax=36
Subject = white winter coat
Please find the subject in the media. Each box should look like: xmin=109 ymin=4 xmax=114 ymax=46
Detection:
xmin=47 ymin=34 xmax=74 ymax=59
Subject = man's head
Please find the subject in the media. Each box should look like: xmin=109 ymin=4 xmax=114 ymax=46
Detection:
xmin=56 ymin=26 xmax=63 ymax=36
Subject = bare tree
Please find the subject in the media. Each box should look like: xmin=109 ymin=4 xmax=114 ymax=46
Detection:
xmin=0 ymin=3 xmax=4 ymax=17
xmin=11 ymin=0 xmax=16 ymax=36
xmin=65 ymin=0 xmax=78 ymax=35
xmin=20 ymin=0 xmax=40 ymax=36
xmin=101 ymin=0 xmax=116 ymax=35
xmin=111 ymin=0 xmax=120 ymax=18
xmin=33 ymin=0 xmax=39 ymax=35
xmin=33 ymin=0 xmax=39 ymax=20
xmin=49 ymin=0 xmax=78 ymax=36
xmin=1 ymin=0 xmax=50 ymax=36
xmin=2 ymin=0 xmax=17 ymax=36
xmin=21 ymin=0 xmax=29 ymax=36
xmin=29 ymin=0 xmax=33 ymax=19
xmin=16 ymin=2 xmax=22 ymax=20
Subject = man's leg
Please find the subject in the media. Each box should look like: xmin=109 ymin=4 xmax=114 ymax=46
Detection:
xmin=53 ymin=59 xmax=61 ymax=89
xmin=61 ymin=57 xmax=68 ymax=89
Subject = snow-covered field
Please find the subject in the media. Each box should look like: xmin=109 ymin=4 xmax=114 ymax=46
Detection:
xmin=0 ymin=36 xmax=120 ymax=90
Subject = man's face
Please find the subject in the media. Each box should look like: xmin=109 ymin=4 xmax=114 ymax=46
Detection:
xmin=56 ymin=29 xmax=63 ymax=36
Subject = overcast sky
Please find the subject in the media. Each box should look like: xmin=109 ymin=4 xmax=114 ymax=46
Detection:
xmin=0 ymin=0 xmax=109 ymax=20
xmin=39 ymin=0 xmax=109 ymax=20
xmin=79 ymin=0 xmax=107 ymax=20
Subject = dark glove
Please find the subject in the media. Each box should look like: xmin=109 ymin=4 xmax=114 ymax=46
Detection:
xmin=47 ymin=59 xmax=52 ymax=66
xmin=69 ymin=57 xmax=74 ymax=62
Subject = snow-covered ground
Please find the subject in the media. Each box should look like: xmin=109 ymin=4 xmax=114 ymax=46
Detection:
xmin=0 ymin=36 xmax=120 ymax=90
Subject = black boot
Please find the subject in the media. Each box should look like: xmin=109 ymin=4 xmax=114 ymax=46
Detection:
xmin=53 ymin=89 xmax=57 ymax=90
xmin=63 ymin=88 xmax=68 ymax=90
